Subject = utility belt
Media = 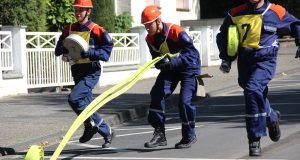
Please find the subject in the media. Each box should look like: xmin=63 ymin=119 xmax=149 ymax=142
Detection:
xmin=73 ymin=61 xmax=100 ymax=68
xmin=71 ymin=61 xmax=101 ymax=78
xmin=239 ymin=43 xmax=278 ymax=52
xmin=75 ymin=58 xmax=91 ymax=64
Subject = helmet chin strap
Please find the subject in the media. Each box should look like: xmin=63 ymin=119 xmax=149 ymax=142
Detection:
xmin=155 ymin=19 xmax=160 ymax=34
xmin=79 ymin=8 xmax=89 ymax=24
xmin=249 ymin=0 xmax=263 ymax=9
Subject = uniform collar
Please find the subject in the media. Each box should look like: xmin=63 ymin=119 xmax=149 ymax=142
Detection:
xmin=248 ymin=0 xmax=269 ymax=11
xmin=77 ymin=19 xmax=92 ymax=29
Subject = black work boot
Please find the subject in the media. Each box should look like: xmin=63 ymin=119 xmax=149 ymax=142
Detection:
xmin=267 ymin=110 xmax=281 ymax=142
xmin=102 ymin=129 xmax=116 ymax=148
xmin=144 ymin=128 xmax=167 ymax=148
xmin=79 ymin=120 xmax=98 ymax=143
xmin=175 ymin=136 xmax=197 ymax=149
xmin=249 ymin=140 xmax=261 ymax=156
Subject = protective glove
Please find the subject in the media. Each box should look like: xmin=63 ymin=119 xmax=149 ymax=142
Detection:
xmin=55 ymin=46 xmax=69 ymax=56
xmin=62 ymin=54 xmax=71 ymax=62
xmin=154 ymin=54 xmax=169 ymax=69
xmin=295 ymin=47 xmax=300 ymax=58
xmin=219 ymin=60 xmax=231 ymax=73
xmin=61 ymin=47 xmax=69 ymax=54
xmin=81 ymin=49 xmax=90 ymax=58
xmin=157 ymin=56 xmax=181 ymax=71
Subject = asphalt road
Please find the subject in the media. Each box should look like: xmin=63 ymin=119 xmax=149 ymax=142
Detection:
xmin=43 ymin=70 xmax=300 ymax=160
xmin=1 ymin=43 xmax=300 ymax=160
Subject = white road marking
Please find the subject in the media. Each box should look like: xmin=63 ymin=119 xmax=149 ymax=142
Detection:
xmin=68 ymin=142 xmax=101 ymax=148
xmin=69 ymin=126 xmax=203 ymax=148
xmin=44 ymin=156 xmax=286 ymax=160
xmin=209 ymin=102 xmax=300 ymax=107
xmin=216 ymin=79 xmax=300 ymax=96
xmin=115 ymin=126 xmax=182 ymax=131
xmin=269 ymin=83 xmax=300 ymax=89
xmin=273 ymin=79 xmax=300 ymax=82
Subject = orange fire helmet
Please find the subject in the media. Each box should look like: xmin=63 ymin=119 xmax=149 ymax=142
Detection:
xmin=141 ymin=5 xmax=161 ymax=24
xmin=73 ymin=0 xmax=93 ymax=8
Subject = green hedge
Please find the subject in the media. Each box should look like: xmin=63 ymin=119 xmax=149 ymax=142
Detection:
xmin=0 ymin=0 xmax=47 ymax=31
xmin=0 ymin=0 xmax=133 ymax=33
xmin=91 ymin=0 xmax=115 ymax=32
xmin=115 ymin=12 xmax=133 ymax=33
xmin=47 ymin=0 xmax=76 ymax=32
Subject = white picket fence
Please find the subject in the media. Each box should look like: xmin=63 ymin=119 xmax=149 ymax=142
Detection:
xmin=0 ymin=31 xmax=13 ymax=71
xmin=1 ymin=28 xmax=205 ymax=90
xmin=25 ymin=32 xmax=141 ymax=88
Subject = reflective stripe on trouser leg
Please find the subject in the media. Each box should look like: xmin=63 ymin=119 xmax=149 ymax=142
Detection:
xmin=96 ymin=118 xmax=110 ymax=137
xmin=68 ymin=72 xmax=110 ymax=137
xmin=179 ymin=75 xmax=197 ymax=139
xmin=148 ymin=108 xmax=166 ymax=129
xmin=240 ymin=58 xmax=276 ymax=140
xmin=264 ymin=87 xmax=278 ymax=125
xmin=244 ymin=88 xmax=269 ymax=139
xmin=148 ymin=72 xmax=178 ymax=129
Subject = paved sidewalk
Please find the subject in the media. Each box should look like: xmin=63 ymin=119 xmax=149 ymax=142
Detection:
xmin=0 ymin=43 xmax=299 ymax=156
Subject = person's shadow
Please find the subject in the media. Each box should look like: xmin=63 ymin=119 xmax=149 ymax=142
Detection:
xmin=0 ymin=147 xmax=15 ymax=156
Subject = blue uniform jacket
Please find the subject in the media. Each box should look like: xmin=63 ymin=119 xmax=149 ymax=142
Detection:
xmin=146 ymin=22 xmax=201 ymax=74
xmin=55 ymin=19 xmax=113 ymax=62
xmin=217 ymin=1 xmax=300 ymax=61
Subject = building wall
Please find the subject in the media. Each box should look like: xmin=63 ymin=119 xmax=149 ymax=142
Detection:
xmin=114 ymin=0 xmax=200 ymax=27
xmin=176 ymin=0 xmax=200 ymax=21
xmin=159 ymin=0 xmax=179 ymax=25
xmin=131 ymin=0 xmax=147 ymax=27
xmin=114 ymin=0 xmax=131 ymax=15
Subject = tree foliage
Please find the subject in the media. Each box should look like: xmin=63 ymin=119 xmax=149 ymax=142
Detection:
xmin=114 ymin=12 xmax=133 ymax=33
xmin=0 ymin=0 xmax=47 ymax=31
xmin=91 ymin=0 xmax=115 ymax=32
xmin=47 ymin=0 xmax=76 ymax=32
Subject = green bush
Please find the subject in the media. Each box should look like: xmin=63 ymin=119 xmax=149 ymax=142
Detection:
xmin=47 ymin=0 xmax=76 ymax=32
xmin=91 ymin=0 xmax=115 ymax=32
xmin=0 ymin=0 xmax=47 ymax=31
xmin=115 ymin=12 xmax=133 ymax=33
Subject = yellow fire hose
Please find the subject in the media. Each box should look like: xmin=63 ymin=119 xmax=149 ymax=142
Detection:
xmin=25 ymin=55 xmax=166 ymax=160
xmin=227 ymin=25 xmax=239 ymax=57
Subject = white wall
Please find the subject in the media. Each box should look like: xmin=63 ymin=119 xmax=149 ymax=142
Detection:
xmin=176 ymin=0 xmax=200 ymax=21
xmin=114 ymin=0 xmax=131 ymax=15
xmin=114 ymin=0 xmax=199 ymax=28
xmin=130 ymin=0 xmax=147 ymax=27
xmin=159 ymin=0 xmax=180 ymax=25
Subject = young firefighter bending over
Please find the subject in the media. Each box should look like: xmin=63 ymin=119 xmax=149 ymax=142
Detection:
xmin=141 ymin=6 xmax=201 ymax=149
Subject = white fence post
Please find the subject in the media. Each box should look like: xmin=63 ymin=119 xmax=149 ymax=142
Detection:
xmin=188 ymin=31 xmax=202 ymax=66
xmin=0 ymin=24 xmax=2 ymax=84
xmin=131 ymin=26 xmax=152 ymax=64
xmin=193 ymin=26 xmax=221 ymax=67
xmin=2 ymin=26 xmax=28 ymax=80
xmin=0 ymin=26 xmax=28 ymax=96
xmin=0 ymin=48 xmax=2 ymax=85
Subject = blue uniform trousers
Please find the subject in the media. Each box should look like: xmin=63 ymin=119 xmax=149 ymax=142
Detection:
xmin=68 ymin=62 xmax=110 ymax=137
xmin=237 ymin=47 xmax=279 ymax=140
xmin=148 ymin=71 xmax=197 ymax=140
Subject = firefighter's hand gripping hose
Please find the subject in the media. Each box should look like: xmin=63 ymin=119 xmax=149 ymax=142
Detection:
xmin=25 ymin=55 xmax=167 ymax=160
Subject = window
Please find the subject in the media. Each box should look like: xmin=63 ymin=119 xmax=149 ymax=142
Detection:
xmin=146 ymin=0 xmax=160 ymax=7
xmin=176 ymin=0 xmax=190 ymax=11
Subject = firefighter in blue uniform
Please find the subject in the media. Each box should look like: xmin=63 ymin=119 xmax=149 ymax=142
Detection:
xmin=216 ymin=0 xmax=300 ymax=156
xmin=54 ymin=0 xmax=115 ymax=148
xmin=141 ymin=6 xmax=201 ymax=149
